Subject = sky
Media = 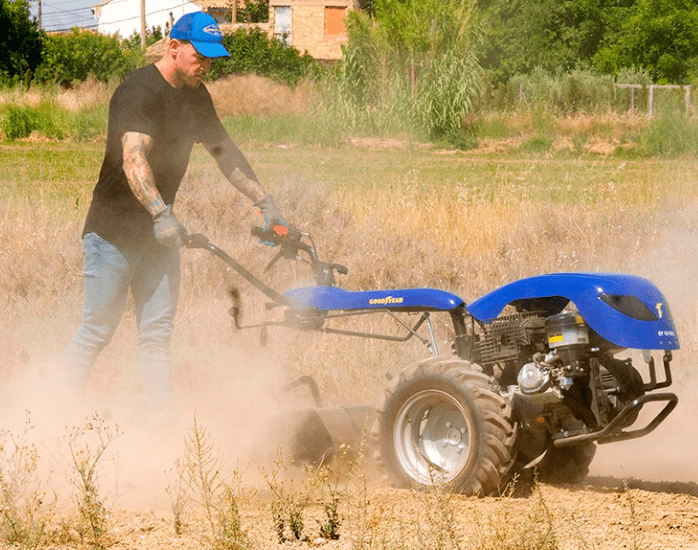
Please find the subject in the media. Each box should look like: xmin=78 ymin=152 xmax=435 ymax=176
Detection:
xmin=30 ymin=0 xmax=99 ymax=33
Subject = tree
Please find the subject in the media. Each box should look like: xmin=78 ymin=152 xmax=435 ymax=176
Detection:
xmin=479 ymin=0 xmax=621 ymax=83
xmin=594 ymin=0 xmax=698 ymax=83
xmin=0 ymin=0 xmax=44 ymax=83
xmin=208 ymin=28 xmax=316 ymax=87
xmin=235 ymin=0 xmax=269 ymax=23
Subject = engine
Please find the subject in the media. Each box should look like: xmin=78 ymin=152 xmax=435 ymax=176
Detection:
xmin=518 ymin=312 xmax=590 ymax=394
xmin=474 ymin=309 xmax=643 ymax=445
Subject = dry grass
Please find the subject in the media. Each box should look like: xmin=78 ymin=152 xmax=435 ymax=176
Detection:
xmin=207 ymin=74 xmax=314 ymax=118
xmin=0 ymin=79 xmax=112 ymax=111
xmin=54 ymin=79 xmax=113 ymax=112
xmin=3 ymin=142 xmax=698 ymax=403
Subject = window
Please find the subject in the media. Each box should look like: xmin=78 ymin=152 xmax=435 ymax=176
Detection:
xmin=325 ymin=6 xmax=346 ymax=36
xmin=274 ymin=6 xmax=291 ymax=45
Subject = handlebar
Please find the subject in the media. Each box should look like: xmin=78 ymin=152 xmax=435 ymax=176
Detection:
xmin=186 ymin=227 xmax=348 ymax=303
xmin=251 ymin=225 xmax=307 ymax=258
xmin=251 ymin=226 xmax=348 ymax=287
xmin=185 ymin=232 xmax=293 ymax=307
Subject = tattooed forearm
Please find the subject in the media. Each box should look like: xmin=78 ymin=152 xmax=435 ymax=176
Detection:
xmin=121 ymin=131 xmax=166 ymax=217
xmin=228 ymin=167 xmax=267 ymax=203
xmin=204 ymin=139 xmax=267 ymax=203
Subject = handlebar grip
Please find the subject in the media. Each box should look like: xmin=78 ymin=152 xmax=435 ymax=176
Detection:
xmin=252 ymin=225 xmax=302 ymax=244
xmin=185 ymin=233 xmax=211 ymax=249
xmin=251 ymin=225 xmax=274 ymax=241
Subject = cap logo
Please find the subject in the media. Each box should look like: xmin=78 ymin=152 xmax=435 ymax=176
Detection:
xmin=203 ymin=23 xmax=222 ymax=38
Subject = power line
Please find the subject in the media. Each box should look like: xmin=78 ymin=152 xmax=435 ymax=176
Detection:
xmin=43 ymin=21 xmax=99 ymax=32
xmin=42 ymin=4 xmax=95 ymax=15
xmin=94 ymin=2 xmax=195 ymax=28
xmin=40 ymin=0 xmax=215 ymax=33
xmin=44 ymin=0 xmax=94 ymax=5
xmin=34 ymin=0 xmax=97 ymax=30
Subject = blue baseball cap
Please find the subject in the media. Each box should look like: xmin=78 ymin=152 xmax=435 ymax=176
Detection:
xmin=170 ymin=12 xmax=230 ymax=58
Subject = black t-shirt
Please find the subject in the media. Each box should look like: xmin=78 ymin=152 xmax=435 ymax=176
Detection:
xmin=83 ymin=63 xmax=228 ymax=253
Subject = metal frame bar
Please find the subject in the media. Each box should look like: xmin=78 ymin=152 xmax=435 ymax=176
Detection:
xmin=553 ymin=392 xmax=678 ymax=448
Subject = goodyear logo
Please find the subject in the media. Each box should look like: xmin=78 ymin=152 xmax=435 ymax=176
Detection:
xmin=203 ymin=23 xmax=222 ymax=37
xmin=369 ymin=296 xmax=404 ymax=306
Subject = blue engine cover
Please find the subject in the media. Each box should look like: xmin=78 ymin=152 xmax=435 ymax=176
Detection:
xmin=467 ymin=273 xmax=678 ymax=351
xmin=282 ymin=286 xmax=465 ymax=312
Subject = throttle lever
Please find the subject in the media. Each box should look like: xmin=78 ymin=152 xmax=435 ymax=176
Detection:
xmin=333 ymin=263 xmax=349 ymax=276
xmin=264 ymin=250 xmax=286 ymax=272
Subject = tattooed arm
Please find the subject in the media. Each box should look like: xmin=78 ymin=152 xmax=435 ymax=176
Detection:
xmin=121 ymin=131 xmax=168 ymax=217
xmin=204 ymin=137 xmax=268 ymax=203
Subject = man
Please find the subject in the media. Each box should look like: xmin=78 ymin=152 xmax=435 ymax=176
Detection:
xmin=60 ymin=11 xmax=289 ymax=422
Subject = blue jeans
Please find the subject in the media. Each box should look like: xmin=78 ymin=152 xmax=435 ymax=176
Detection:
xmin=61 ymin=232 xmax=180 ymax=417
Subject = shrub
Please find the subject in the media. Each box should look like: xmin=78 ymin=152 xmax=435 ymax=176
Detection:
xmin=121 ymin=25 xmax=164 ymax=51
xmin=35 ymin=29 xmax=144 ymax=86
xmin=317 ymin=0 xmax=484 ymax=148
xmin=504 ymin=67 xmax=624 ymax=115
xmin=1 ymin=104 xmax=63 ymax=140
xmin=208 ymin=28 xmax=318 ymax=88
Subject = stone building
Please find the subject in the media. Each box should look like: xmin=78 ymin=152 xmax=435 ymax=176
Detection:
xmin=268 ymin=0 xmax=360 ymax=61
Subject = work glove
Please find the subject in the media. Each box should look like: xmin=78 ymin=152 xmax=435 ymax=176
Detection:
xmin=255 ymin=194 xmax=291 ymax=243
xmin=153 ymin=205 xmax=187 ymax=248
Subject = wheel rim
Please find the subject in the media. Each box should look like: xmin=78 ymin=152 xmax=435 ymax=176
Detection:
xmin=393 ymin=389 xmax=474 ymax=485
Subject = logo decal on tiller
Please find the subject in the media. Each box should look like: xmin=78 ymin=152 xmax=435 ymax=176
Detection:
xmin=203 ymin=24 xmax=222 ymax=37
xmin=369 ymin=296 xmax=404 ymax=306
xmin=656 ymin=302 xmax=663 ymax=319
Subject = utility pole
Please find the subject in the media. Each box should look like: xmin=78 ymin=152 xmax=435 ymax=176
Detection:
xmin=141 ymin=0 xmax=146 ymax=50
xmin=37 ymin=0 xmax=42 ymax=29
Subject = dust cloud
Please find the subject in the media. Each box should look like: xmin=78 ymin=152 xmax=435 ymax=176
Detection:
xmin=591 ymin=215 xmax=698 ymax=484
xmin=0 ymin=337 xmax=305 ymax=510
xmin=3 ymin=205 xmax=697 ymax=512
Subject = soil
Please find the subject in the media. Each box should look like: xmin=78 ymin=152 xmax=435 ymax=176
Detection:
xmin=98 ymin=475 xmax=698 ymax=550
xmin=49 ymin=391 xmax=698 ymax=550
xmin=55 ymin=362 xmax=696 ymax=550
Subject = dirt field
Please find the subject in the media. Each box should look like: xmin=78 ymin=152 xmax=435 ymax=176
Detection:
xmin=85 ymin=469 xmax=698 ymax=550
xmin=2 ymin=359 xmax=694 ymax=550
xmin=111 ymin=387 xmax=698 ymax=550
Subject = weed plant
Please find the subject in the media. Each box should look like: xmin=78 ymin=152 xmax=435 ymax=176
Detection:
xmin=264 ymin=451 xmax=309 ymax=543
xmin=63 ymin=413 xmax=121 ymax=550
xmin=0 ymin=413 xmax=57 ymax=548
xmin=178 ymin=416 xmax=249 ymax=549
xmin=471 ymin=482 xmax=559 ymax=550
